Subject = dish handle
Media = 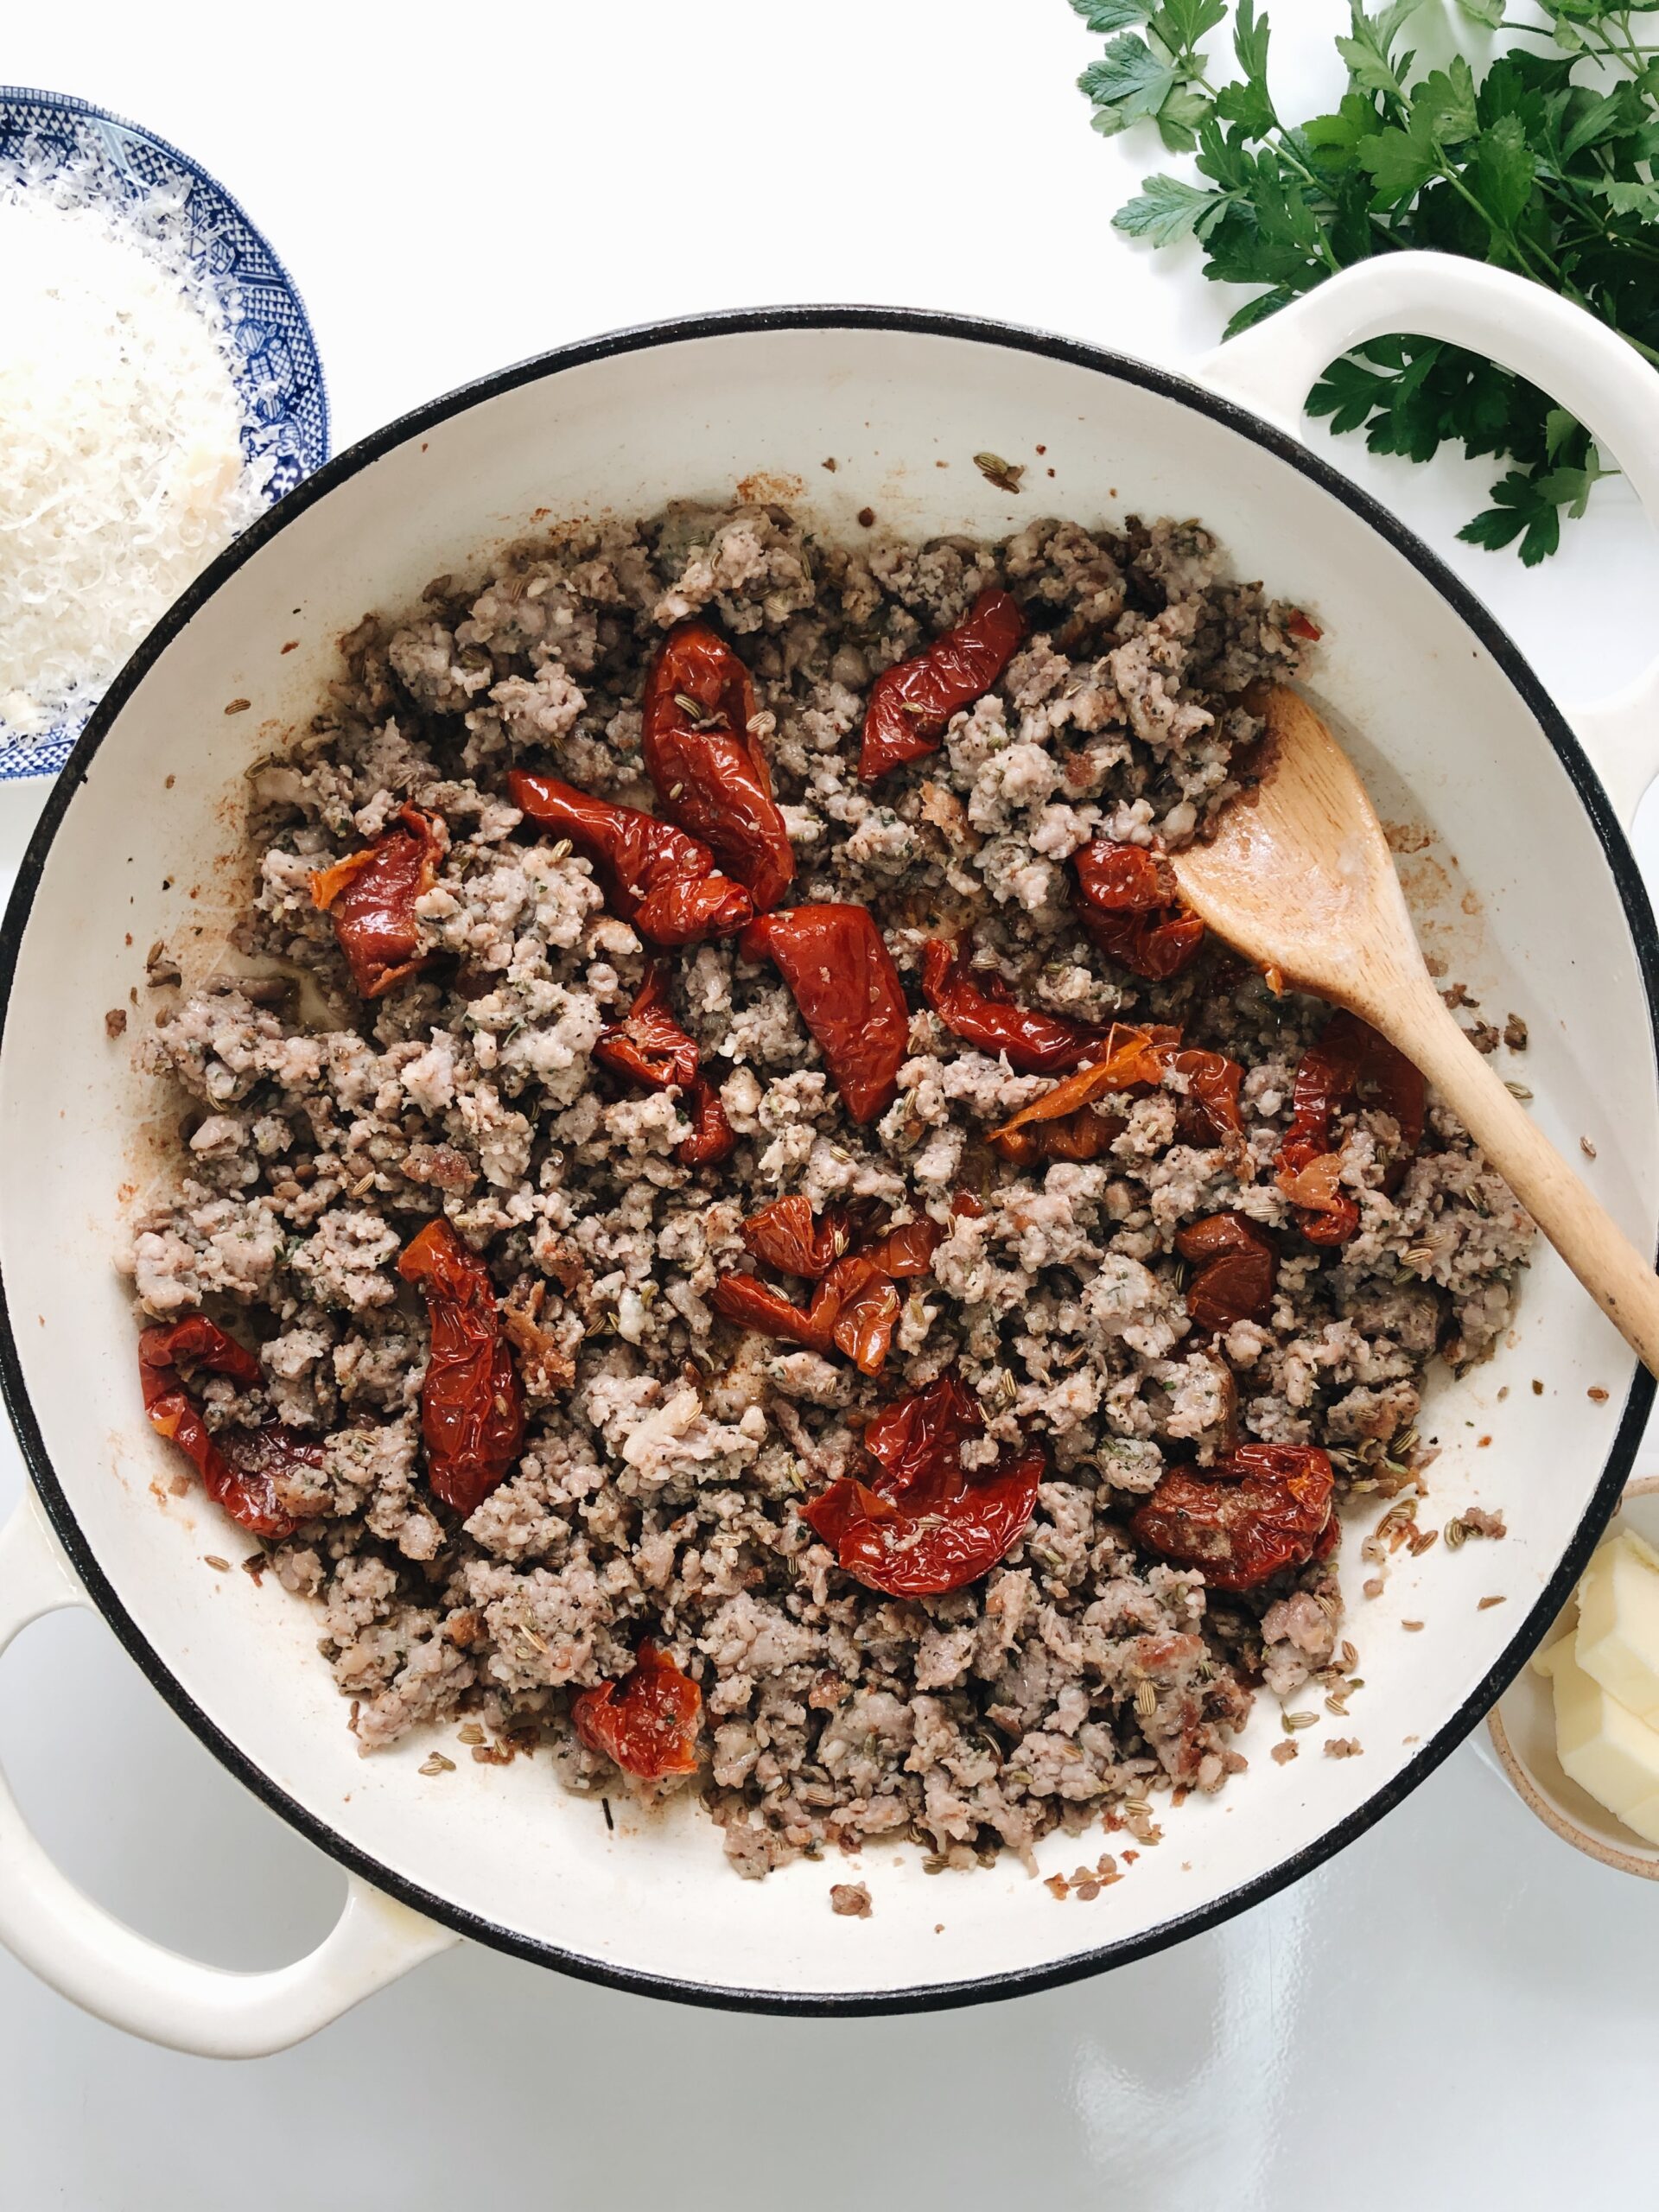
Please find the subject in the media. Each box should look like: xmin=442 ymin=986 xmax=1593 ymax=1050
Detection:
xmin=1185 ymin=250 xmax=1659 ymax=831
xmin=0 ymin=1490 xmax=458 ymax=2057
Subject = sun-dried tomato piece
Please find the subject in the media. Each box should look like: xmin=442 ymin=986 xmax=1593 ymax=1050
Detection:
xmin=988 ymin=1027 xmax=1247 ymax=1165
xmin=862 ymin=1369 xmax=984 ymax=1490
xmin=571 ymin=1640 xmax=702 ymax=1779
xmin=919 ymin=938 xmax=1104 ymax=1073
xmin=397 ymin=1217 xmax=524 ymax=1518
xmin=741 ymin=1194 xmax=853 ymax=1278
xmin=589 ymin=969 xmax=734 ymax=1170
xmin=642 ymin=623 xmax=794 ymax=911
xmin=1128 ymin=1443 xmax=1334 ymax=1592
xmin=1073 ymin=842 xmax=1167 ymax=915
xmin=1277 ymin=1152 xmax=1357 ymax=1244
xmin=635 ymin=873 xmax=753 ymax=947
xmin=1084 ymin=901 xmax=1205 ymax=982
xmin=858 ymin=1216 xmax=943 ymax=1280
xmin=950 ymin=1189 xmax=984 ymax=1219
xmin=741 ymin=904 xmax=910 ymax=1123
xmin=986 ymin=1023 xmax=1179 ymax=1163
xmin=1166 ymin=1048 xmax=1246 ymax=1146
xmin=508 ymin=770 xmax=753 ymax=945
xmin=799 ymin=1477 xmax=900 ymax=1555
xmin=712 ymin=1255 xmax=897 ymax=1375
xmin=817 ymin=1254 xmax=903 ymax=1375
xmin=1077 ymin=844 xmax=1205 ymax=984
xmin=592 ymin=964 xmax=701 ymax=1091
xmin=1278 ymin=1020 xmax=1364 ymax=1234
xmin=1175 ymin=1213 xmax=1277 ymax=1333
xmin=1355 ymin=1027 xmax=1424 ymax=1158
xmin=1033 ymin=1115 xmax=1126 ymax=1165
xmin=677 ymin=1074 xmax=736 ymax=1167
xmin=137 ymin=1319 xmax=302 ymax=1539
xmin=310 ymin=804 xmax=445 ymax=998
xmin=715 ymin=1204 xmax=939 ymax=1374
xmin=1276 ymin=1011 xmax=1425 ymax=1246
xmin=859 ymin=588 xmax=1025 ymax=782
xmin=145 ymin=1395 xmax=302 ymax=1541
xmin=217 ymin=1423 xmax=326 ymax=1518
xmin=139 ymin=1314 xmax=261 ymax=1395
xmin=1071 ymin=839 xmax=1205 ymax=982
xmin=804 ymin=1370 xmax=1043 ymax=1596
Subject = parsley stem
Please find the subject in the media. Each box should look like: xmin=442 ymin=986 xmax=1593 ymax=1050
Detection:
xmin=1535 ymin=175 xmax=1659 ymax=268
xmin=1436 ymin=164 xmax=1565 ymax=292
xmin=1268 ymin=131 xmax=1321 ymax=194
xmin=1498 ymin=17 xmax=1656 ymax=63
xmin=1189 ymin=61 xmax=1346 ymax=270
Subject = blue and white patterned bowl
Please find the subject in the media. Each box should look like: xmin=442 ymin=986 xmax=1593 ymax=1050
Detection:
xmin=0 ymin=86 xmax=328 ymax=779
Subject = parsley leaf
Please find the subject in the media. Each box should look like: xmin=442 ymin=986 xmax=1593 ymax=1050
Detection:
xmin=1357 ymin=117 xmax=1442 ymax=202
xmin=1116 ymin=172 xmax=1236 ymax=242
xmin=1233 ymin=0 xmax=1270 ymax=83
xmin=1560 ymin=85 xmax=1638 ymax=161
xmin=1077 ymin=0 xmax=1233 ymax=149
xmin=1301 ymin=98 xmax=1373 ymax=165
xmin=1216 ymin=0 xmax=1274 ymax=133
xmin=1458 ymin=472 xmax=1564 ymax=564
xmin=1070 ymin=0 xmax=1151 ymax=26
xmin=1307 ymin=355 xmax=1397 ymax=435
xmin=1470 ymin=112 xmax=1536 ymax=226
xmin=1151 ymin=0 xmax=1228 ymax=48
xmin=1414 ymin=58 xmax=1480 ymax=145
xmin=1214 ymin=284 xmax=1289 ymax=336
xmin=1336 ymin=0 xmax=1430 ymax=107
xmin=1591 ymin=176 xmax=1659 ymax=215
xmin=1358 ymin=56 xmax=1481 ymax=198
xmin=1157 ymin=85 xmax=1216 ymax=149
xmin=1080 ymin=35 xmax=1177 ymax=114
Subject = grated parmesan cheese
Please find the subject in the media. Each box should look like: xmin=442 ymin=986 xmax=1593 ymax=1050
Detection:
xmin=0 ymin=162 xmax=275 ymax=741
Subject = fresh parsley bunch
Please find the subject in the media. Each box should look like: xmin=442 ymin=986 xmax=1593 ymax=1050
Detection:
xmin=1072 ymin=0 xmax=1659 ymax=561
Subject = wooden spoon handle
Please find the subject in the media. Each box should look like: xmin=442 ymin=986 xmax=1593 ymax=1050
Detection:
xmin=1387 ymin=988 xmax=1659 ymax=1380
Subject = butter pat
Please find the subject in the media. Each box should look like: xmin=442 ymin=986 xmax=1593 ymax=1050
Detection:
xmin=1575 ymin=1529 xmax=1659 ymax=1723
xmin=1540 ymin=1628 xmax=1659 ymax=1845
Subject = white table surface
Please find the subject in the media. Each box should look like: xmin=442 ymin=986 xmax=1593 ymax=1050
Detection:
xmin=3 ymin=3 xmax=1659 ymax=2203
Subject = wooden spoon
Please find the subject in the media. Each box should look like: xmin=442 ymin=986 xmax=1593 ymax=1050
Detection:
xmin=1169 ymin=684 xmax=1659 ymax=1378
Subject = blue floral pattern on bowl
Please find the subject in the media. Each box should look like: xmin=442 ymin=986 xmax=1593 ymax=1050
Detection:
xmin=0 ymin=86 xmax=328 ymax=779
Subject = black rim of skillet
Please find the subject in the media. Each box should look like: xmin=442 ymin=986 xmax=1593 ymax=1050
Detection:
xmin=0 ymin=305 xmax=1654 ymax=2020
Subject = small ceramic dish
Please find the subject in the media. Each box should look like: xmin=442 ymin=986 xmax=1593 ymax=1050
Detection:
xmin=0 ymin=86 xmax=328 ymax=780
xmin=1489 ymin=1474 xmax=1659 ymax=1879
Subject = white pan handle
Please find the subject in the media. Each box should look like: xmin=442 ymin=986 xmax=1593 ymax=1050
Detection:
xmin=1187 ymin=251 xmax=1659 ymax=830
xmin=0 ymin=1491 xmax=457 ymax=2057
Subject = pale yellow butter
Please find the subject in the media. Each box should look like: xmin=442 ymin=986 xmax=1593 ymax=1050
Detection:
xmin=1575 ymin=1529 xmax=1659 ymax=1723
xmin=1540 ymin=1624 xmax=1659 ymax=1845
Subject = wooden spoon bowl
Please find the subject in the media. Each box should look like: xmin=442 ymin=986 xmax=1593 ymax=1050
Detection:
xmin=1170 ymin=687 xmax=1659 ymax=1377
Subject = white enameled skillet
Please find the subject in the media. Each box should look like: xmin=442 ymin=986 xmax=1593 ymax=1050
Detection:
xmin=3 ymin=253 xmax=1658 ymax=2054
